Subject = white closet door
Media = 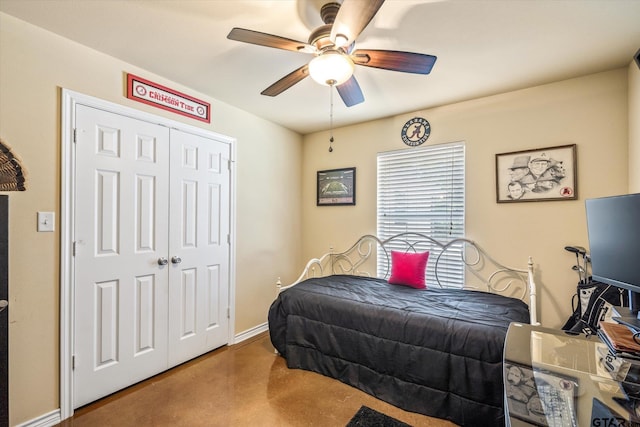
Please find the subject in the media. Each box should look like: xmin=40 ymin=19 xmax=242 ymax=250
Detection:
xmin=73 ymin=105 xmax=170 ymax=408
xmin=167 ymin=128 xmax=230 ymax=366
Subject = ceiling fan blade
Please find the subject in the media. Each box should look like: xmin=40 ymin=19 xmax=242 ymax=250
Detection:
xmin=330 ymin=0 xmax=385 ymax=47
xmin=227 ymin=28 xmax=314 ymax=53
xmin=261 ymin=65 xmax=310 ymax=97
xmin=352 ymin=49 xmax=437 ymax=74
xmin=336 ymin=76 xmax=364 ymax=107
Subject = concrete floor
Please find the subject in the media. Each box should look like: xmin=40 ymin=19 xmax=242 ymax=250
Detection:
xmin=57 ymin=333 xmax=457 ymax=426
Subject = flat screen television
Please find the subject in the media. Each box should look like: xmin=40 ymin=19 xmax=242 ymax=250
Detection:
xmin=585 ymin=193 xmax=640 ymax=329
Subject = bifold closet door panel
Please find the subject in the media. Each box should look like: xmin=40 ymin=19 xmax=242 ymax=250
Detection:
xmin=73 ymin=105 xmax=170 ymax=408
xmin=167 ymin=128 xmax=230 ymax=367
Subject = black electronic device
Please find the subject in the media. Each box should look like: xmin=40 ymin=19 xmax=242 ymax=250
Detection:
xmin=586 ymin=193 xmax=640 ymax=329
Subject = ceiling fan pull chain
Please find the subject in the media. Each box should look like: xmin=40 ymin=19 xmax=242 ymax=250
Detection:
xmin=329 ymin=83 xmax=335 ymax=152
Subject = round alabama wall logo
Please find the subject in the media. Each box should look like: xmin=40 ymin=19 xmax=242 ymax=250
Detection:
xmin=401 ymin=117 xmax=431 ymax=147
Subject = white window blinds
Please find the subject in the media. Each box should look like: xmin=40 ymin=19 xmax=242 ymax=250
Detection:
xmin=377 ymin=142 xmax=465 ymax=288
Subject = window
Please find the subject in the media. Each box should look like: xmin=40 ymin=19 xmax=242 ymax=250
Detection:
xmin=377 ymin=142 xmax=465 ymax=287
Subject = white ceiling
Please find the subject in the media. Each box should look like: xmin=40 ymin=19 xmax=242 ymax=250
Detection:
xmin=1 ymin=0 xmax=639 ymax=134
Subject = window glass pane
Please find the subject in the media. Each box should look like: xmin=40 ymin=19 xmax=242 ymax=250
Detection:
xmin=377 ymin=143 xmax=465 ymax=287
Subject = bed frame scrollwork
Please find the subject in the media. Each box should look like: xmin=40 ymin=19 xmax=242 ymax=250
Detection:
xmin=277 ymin=233 xmax=539 ymax=325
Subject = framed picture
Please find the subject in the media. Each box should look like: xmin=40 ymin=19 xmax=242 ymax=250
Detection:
xmin=317 ymin=167 xmax=356 ymax=206
xmin=505 ymin=362 xmax=578 ymax=426
xmin=495 ymin=144 xmax=577 ymax=203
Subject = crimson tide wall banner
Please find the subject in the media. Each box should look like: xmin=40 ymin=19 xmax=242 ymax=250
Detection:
xmin=126 ymin=74 xmax=211 ymax=123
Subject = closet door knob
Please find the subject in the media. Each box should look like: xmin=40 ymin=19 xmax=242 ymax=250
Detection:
xmin=171 ymin=256 xmax=182 ymax=264
xmin=157 ymin=257 xmax=168 ymax=266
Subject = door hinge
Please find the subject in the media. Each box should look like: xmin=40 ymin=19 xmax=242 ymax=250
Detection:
xmin=227 ymin=307 xmax=230 ymax=319
xmin=227 ymin=234 xmax=230 ymax=244
xmin=227 ymin=159 xmax=232 ymax=171
xmin=73 ymin=128 xmax=77 ymax=143
xmin=72 ymin=355 xmax=76 ymax=370
xmin=72 ymin=241 xmax=77 ymax=256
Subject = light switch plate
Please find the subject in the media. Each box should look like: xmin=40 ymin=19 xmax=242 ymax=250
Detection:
xmin=37 ymin=211 xmax=55 ymax=232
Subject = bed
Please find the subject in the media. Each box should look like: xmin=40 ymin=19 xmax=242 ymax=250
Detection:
xmin=268 ymin=233 xmax=538 ymax=426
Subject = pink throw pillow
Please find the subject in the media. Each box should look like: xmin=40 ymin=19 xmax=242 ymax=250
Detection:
xmin=388 ymin=250 xmax=429 ymax=289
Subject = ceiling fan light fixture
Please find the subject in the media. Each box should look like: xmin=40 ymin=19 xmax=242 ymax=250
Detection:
xmin=333 ymin=34 xmax=350 ymax=48
xmin=309 ymin=50 xmax=354 ymax=86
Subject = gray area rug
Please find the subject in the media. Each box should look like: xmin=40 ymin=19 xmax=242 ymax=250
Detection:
xmin=346 ymin=406 xmax=412 ymax=427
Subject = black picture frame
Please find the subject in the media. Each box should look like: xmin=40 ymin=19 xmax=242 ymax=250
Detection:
xmin=496 ymin=144 xmax=577 ymax=203
xmin=317 ymin=167 xmax=356 ymax=206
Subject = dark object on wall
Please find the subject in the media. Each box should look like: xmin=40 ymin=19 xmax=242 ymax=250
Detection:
xmin=635 ymin=47 xmax=640 ymax=70
xmin=317 ymin=167 xmax=356 ymax=206
xmin=0 ymin=139 xmax=27 ymax=191
xmin=400 ymin=117 xmax=431 ymax=147
xmin=1 ymin=195 xmax=8 ymax=427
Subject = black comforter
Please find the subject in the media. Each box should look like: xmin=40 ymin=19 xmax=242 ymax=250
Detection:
xmin=268 ymin=275 xmax=530 ymax=427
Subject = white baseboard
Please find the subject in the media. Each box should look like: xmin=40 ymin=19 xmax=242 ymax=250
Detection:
xmin=14 ymin=409 xmax=61 ymax=427
xmin=19 ymin=323 xmax=270 ymax=427
xmin=233 ymin=322 xmax=268 ymax=344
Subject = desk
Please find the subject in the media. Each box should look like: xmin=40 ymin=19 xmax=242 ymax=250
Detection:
xmin=504 ymin=323 xmax=639 ymax=426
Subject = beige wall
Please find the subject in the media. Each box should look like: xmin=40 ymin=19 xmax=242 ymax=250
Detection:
xmin=302 ymin=68 xmax=630 ymax=330
xmin=2 ymin=9 xmax=637 ymax=426
xmin=630 ymin=60 xmax=640 ymax=192
xmin=0 ymin=13 xmax=302 ymax=425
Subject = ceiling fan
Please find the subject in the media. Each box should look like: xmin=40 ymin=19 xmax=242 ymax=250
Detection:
xmin=227 ymin=0 xmax=437 ymax=107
